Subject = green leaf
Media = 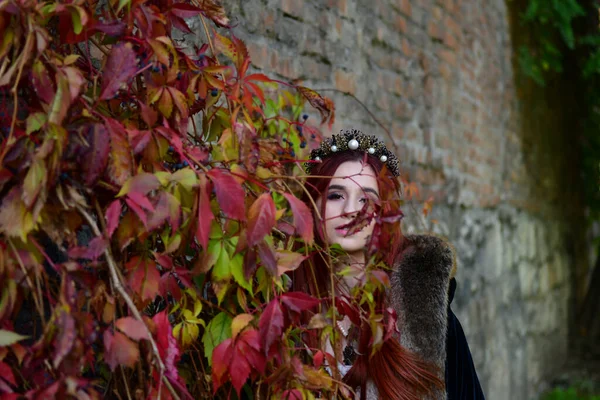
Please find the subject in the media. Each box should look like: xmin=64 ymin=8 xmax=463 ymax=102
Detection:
xmin=0 ymin=329 xmax=29 ymax=346
xmin=71 ymin=8 xmax=83 ymax=34
xmin=26 ymin=112 xmax=47 ymax=134
xmin=202 ymin=312 xmax=232 ymax=365
xmin=22 ymin=158 xmax=47 ymax=208
xmin=212 ymin=243 xmax=231 ymax=280
xmin=231 ymin=253 xmax=252 ymax=293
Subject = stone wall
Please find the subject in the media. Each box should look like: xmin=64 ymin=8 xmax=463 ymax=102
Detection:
xmin=185 ymin=0 xmax=589 ymax=398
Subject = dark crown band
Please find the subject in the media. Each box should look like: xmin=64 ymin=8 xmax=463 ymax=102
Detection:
xmin=305 ymin=129 xmax=400 ymax=177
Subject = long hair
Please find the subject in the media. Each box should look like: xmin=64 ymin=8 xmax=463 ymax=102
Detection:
xmin=292 ymin=151 xmax=444 ymax=399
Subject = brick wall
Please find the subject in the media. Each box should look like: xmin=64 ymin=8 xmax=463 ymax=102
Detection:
xmin=186 ymin=1 xmax=589 ymax=398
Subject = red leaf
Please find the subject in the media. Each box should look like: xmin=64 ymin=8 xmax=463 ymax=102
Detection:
xmin=282 ymin=389 xmax=303 ymax=400
xmin=119 ymin=172 xmax=160 ymax=197
xmin=103 ymin=330 xmax=140 ymax=370
xmin=196 ymin=174 xmax=214 ymax=249
xmin=258 ymin=299 xmax=283 ymax=354
xmin=313 ymin=350 xmax=324 ymax=368
xmin=52 ymin=310 xmax=76 ymax=368
xmin=257 ymin=241 xmax=277 ymax=276
xmin=170 ymin=14 xmax=193 ymax=33
xmin=0 ymin=361 xmax=15 ymax=386
xmin=229 ymin=342 xmax=251 ymax=396
xmin=238 ymin=329 xmax=265 ymax=373
xmin=82 ymin=124 xmax=110 ymax=185
xmin=245 ymin=73 xmax=273 ymax=83
xmin=159 ymin=272 xmax=183 ymax=301
xmin=126 ymin=257 xmax=160 ymax=302
xmin=100 ymin=42 xmax=138 ymax=100
xmin=116 ymin=317 xmax=149 ymax=341
xmin=246 ymin=193 xmax=275 ymax=247
xmin=138 ymin=101 xmax=158 ymax=127
xmin=281 ymin=292 xmax=320 ymax=313
xmin=283 ymin=193 xmax=314 ymax=245
xmin=152 ymin=311 xmax=182 ymax=383
xmin=170 ymin=3 xmax=202 ymax=19
xmin=84 ymin=236 xmax=108 ymax=259
xmin=207 ymin=169 xmax=246 ymax=221
xmin=125 ymin=197 xmax=148 ymax=228
xmin=105 ymin=200 xmax=122 ymax=238
xmin=128 ymin=191 xmax=155 ymax=212
xmin=211 ymin=338 xmax=233 ymax=393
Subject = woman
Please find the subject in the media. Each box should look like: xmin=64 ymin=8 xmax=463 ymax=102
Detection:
xmin=293 ymin=129 xmax=484 ymax=399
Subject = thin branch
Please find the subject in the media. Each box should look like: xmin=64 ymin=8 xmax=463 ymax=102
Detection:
xmin=75 ymin=205 xmax=181 ymax=400
xmin=314 ymin=88 xmax=393 ymax=147
xmin=89 ymin=37 xmax=110 ymax=56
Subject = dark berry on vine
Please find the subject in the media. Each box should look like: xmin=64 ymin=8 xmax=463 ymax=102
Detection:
xmin=168 ymin=146 xmax=174 ymax=152
xmin=302 ymin=114 xmax=309 ymax=120
xmin=182 ymin=160 xmax=189 ymax=167
xmin=290 ymin=150 xmax=295 ymax=157
xmin=311 ymin=134 xmax=316 ymax=139
xmin=297 ymin=125 xmax=303 ymax=134
xmin=152 ymin=66 xmax=160 ymax=72
xmin=300 ymin=142 xmax=306 ymax=149
xmin=177 ymin=72 xmax=182 ymax=80
xmin=211 ymin=89 xmax=219 ymax=97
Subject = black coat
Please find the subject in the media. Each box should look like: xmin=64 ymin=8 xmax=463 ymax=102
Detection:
xmin=445 ymin=278 xmax=486 ymax=399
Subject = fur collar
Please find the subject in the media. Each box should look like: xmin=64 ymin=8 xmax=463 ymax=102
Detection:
xmin=388 ymin=234 xmax=455 ymax=399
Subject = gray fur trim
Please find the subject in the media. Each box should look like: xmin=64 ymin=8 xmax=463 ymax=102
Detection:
xmin=389 ymin=234 xmax=454 ymax=398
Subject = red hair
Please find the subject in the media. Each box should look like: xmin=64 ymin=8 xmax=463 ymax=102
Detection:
xmin=292 ymin=151 xmax=444 ymax=399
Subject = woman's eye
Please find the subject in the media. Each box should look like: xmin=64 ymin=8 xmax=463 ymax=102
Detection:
xmin=327 ymin=193 xmax=344 ymax=200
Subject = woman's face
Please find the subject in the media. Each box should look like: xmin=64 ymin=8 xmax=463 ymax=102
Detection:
xmin=316 ymin=160 xmax=379 ymax=259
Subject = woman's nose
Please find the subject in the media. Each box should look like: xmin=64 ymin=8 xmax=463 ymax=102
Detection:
xmin=342 ymin=199 xmax=360 ymax=218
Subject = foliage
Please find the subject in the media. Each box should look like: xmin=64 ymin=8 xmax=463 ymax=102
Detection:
xmin=541 ymin=384 xmax=600 ymax=400
xmin=517 ymin=0 xmax=600 ymax=223
xmin=517 ymin=0 xmax=585 ymax=85
xmin=0 ymin=0 xmax=406 ymax=398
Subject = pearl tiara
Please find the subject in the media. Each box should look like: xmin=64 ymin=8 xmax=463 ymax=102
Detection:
xmin=305 ymin=128 xmax=400 ymax=177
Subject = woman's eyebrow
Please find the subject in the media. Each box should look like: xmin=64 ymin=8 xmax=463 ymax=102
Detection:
xmin=327 ymin=184 xmax=347 ymax=192
xmin=362 ymin=187 xmax=380 ymax=198
xmin=328 ymin=184 xmax=379 ymax=198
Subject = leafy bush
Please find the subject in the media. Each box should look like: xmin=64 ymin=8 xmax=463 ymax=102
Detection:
xmin=0 ymin=0 xmax=400 ymax=398
xmin=542 ymin=386 xmax=600 ymax=400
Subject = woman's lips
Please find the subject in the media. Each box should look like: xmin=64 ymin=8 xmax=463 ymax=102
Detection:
xmin=335 ymin=227 xmax=362 ymax=236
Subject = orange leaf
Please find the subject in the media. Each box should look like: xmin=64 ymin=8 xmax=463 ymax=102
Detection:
xmin=297 ymin=86 xmax=335 ymax=127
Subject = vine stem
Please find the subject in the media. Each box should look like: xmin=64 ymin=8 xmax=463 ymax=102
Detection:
xmin=75 ymin=205 xmax=181 ymax=400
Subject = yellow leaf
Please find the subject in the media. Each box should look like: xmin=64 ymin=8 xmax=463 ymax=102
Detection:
xmin=155 ymin=171 xmax=171 ymax=186
xmin=275 ymin=208 xmax=286 ymax=221
xmin=63 ymin=54 xmax=80 ymax=66
xmin=231 ymin=313 xmax=254 ymax=339
xmin=172 ymin=168 xmax=198 ymax=191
